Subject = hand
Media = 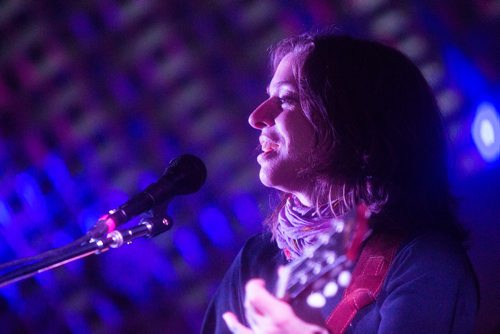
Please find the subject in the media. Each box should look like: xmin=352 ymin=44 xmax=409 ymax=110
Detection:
xmin=222 ymin=279 xmax=329 ymax=334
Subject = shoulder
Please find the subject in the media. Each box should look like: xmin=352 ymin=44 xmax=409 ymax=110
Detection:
xmin=394 ymin=230 xmax=473 ymax=275
xmin=384 ymin=229 xmax=478 ymax=299
xmin=353 ymin=230 xmax=480 ymax=333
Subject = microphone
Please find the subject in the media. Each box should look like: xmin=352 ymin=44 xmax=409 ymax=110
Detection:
xmin=88 ymin=154 xmax=207 ymax=237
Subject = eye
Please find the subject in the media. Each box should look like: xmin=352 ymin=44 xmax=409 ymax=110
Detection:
xmin=279 ymin=95 xmax=299 ymax=109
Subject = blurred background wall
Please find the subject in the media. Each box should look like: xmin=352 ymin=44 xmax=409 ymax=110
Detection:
xmin=0 ymin=0 xmax=498 ymax=333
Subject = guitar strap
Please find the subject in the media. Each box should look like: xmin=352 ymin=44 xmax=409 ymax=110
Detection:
xmin=325 ymin=233 xmax=403 ymax=334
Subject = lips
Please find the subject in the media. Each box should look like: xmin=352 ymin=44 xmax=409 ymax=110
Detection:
xmin=259 ymin=136 xmax=279 ymax=153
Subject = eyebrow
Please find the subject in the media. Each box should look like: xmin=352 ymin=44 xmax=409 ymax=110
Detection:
xmin=266 ymin=81 xmax=298 ymax=95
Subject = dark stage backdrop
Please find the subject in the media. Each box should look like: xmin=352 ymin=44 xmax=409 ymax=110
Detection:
xmin=0 ymin=0 xmax=499 ymax=333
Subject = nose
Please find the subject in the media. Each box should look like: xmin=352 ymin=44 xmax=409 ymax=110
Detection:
xmin=248 ymin=98 xmax=277 ymax=129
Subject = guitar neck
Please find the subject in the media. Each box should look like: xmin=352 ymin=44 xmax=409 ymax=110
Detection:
xmin=274 ymin=204 xmax=371 ymax=307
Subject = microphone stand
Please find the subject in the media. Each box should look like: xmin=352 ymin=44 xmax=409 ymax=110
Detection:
xmin=0 ymin=217 xmax=173 ymax=288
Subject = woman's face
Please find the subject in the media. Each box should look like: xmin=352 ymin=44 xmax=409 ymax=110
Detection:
xmin=248 ymin=53 xmax=317 ymax=205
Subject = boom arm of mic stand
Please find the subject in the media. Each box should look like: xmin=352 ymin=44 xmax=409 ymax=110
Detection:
xmin=0 ymin=218 xmax=172 ymax=288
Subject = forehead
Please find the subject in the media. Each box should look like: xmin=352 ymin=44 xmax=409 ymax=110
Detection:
xmin=267 ymin=53 xmax=298 ymax=94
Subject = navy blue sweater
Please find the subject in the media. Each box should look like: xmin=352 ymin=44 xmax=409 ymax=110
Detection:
xmin=201 ymin=231 xmax=478 ymax=333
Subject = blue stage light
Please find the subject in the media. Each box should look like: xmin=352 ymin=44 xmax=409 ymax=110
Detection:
xmin=472 ymin=102 xmax=500 ymax=162
xmin=172 ymin=226 xmax=206 ymax=268
xmin=0 ymin=200 xmax=11 ymax=226
xmin=199 ymin=206 xmax=233 ymax=247
xmin=231 ymin=194 xmax=262 ymax=233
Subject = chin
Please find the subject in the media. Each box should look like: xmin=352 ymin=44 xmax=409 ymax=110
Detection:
xmin=259 ymin=170 xmax=274 ymax=188
xmin=259 ymin=168 xmax=295 ymax=193
xmin=259 ymin=166 xmax=282 ymax=189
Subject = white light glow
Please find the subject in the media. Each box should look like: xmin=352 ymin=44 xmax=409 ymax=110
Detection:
xmin=472 ymin=102 xmax=500 ymax=162
xmin=480 ymin=119 xmax=495 ymax=146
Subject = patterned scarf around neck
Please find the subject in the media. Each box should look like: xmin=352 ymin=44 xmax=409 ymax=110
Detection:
xmin=275 ymin=195 xmax=342 ymax=260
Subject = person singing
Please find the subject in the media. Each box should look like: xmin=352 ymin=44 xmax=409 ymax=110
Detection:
xmin=202 ymin=31 xmax=478 ymax=334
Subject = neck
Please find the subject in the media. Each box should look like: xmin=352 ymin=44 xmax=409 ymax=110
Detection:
xmin=294 ymin=193 xmax=313 ymax=207
xmin=293 ymin=182 xmax=344 ymax=209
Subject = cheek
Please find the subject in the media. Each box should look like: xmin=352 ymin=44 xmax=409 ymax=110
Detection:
xmin=287 ymin=119 xmax=316 ymax=152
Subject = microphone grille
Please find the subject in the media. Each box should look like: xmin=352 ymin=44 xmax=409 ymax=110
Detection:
xmin=164 ymin=154 xmax=207 ymax=195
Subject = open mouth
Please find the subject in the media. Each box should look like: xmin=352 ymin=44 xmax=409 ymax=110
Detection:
xmin=260 ymin=137 xmax=279 ymax=153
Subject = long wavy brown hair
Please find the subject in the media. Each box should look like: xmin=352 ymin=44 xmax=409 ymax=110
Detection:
xmin=264 ymin=31 xmax=464 ymax=239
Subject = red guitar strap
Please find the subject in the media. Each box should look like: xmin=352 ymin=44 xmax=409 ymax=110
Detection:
xmin=325 ymin=233 xmax=402 ymax=334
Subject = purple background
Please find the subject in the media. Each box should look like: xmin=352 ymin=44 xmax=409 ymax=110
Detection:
xmin=0 ymin=1 xmax=499 ymax=333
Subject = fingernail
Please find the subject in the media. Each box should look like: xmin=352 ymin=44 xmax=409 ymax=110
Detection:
xmin=222 ymin=313 xmax=236 ymax=333
xmin=222 ymin=313 xmax=232 ymax=324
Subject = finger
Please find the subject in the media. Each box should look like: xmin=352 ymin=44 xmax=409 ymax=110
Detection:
xmin=245 ymin=279 xmax=291 ymax=319
xmin=222 ymin=312 xmax=253 ymax=334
